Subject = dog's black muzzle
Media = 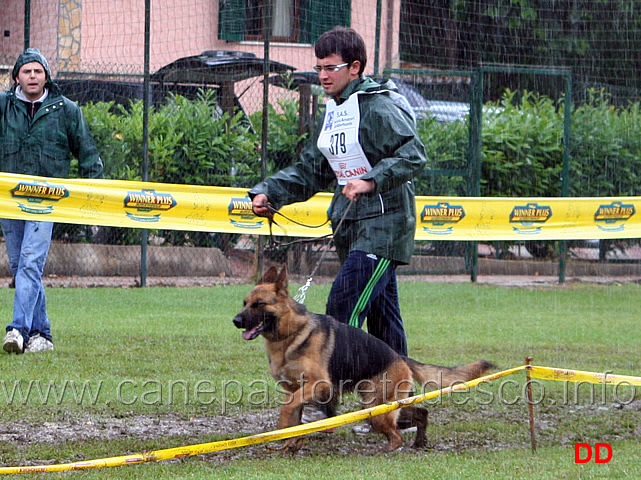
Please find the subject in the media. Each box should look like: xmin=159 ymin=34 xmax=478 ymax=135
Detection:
xmin=232 ymin=315 xmax=245 ymax=329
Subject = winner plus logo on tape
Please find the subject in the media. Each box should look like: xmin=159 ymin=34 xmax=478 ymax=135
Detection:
xmin=11 ymin=180 xmax=69 ymax=215
xmin=594 ymin=201 xmax=635 ymax=233
xmin=228 ymin=197 xmax=262 ymax=229
xmin=509 ymin=202 xmax=552 ymax=235
xmin=124 ymin=189 xmax=176 ymax=223
xmin=420 ymin=202 xmax=465 ymax=234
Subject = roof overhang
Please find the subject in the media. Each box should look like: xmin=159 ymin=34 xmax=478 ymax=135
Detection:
xmin=151 ymin=50 xmax=295 ymax=85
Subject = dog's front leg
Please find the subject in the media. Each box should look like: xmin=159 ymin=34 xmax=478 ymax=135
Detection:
xmin=279 ymin=387 xmax=307 ymax=452
xmin=279 ymin=387 xmax=305 ymax=429
xmin=279 ymin=380 xmax=332 ymax=452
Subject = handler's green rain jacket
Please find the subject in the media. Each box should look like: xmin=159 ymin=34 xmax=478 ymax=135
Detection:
xmin=0 ymin=82 xmax=103 ymax=179
xmin=250 ymin=76 xmax=427 ymax=265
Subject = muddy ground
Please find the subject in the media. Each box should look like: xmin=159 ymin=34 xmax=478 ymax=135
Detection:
xmin=2 ymin=398 xmax=640 ymax=466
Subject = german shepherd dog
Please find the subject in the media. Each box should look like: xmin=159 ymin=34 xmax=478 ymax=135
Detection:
xmin=233 ymin=265 xmax=494 ymax=452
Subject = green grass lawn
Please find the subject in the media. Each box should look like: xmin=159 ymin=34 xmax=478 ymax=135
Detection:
xmin=0 ymin=280 xmax=639 ymax=478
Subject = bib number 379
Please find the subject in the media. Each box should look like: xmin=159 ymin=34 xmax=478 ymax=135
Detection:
xmin=329 ymin=132 xmax=347 ymax=155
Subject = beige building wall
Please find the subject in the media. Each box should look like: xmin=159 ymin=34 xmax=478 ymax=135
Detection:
xmin=2 ymin=0 xmax=401 ymax=92
xmin=1 ymin=0 xmax=59 ymax=85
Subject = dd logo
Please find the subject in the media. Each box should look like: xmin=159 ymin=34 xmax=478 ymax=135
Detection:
xmin=574 ymin=443 xmax=613 ymax=463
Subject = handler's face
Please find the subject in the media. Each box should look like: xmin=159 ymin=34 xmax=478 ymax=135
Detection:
xmin=17 ymin=61 xmax=47 ymax=101
xmin=315 ymin=53 xmax=360 ymax=99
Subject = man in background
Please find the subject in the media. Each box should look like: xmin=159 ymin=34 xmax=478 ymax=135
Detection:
xmin=0 ymin=48 xmax=104 ymax=354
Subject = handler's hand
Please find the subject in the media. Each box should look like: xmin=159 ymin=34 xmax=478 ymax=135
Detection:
xmin=341 ymin=179 xmax=375 ymax=201
xmin=252 ymin=193 xmax=272 ymax=217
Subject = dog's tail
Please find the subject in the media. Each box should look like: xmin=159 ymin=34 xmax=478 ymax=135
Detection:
xmin=406 ymin=358 xmax=495 ymax=391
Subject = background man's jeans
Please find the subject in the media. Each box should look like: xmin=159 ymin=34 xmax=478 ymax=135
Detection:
xmin=0 ymin=219 xmax=53 ymax=343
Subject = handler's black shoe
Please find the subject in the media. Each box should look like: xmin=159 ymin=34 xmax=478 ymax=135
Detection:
xmin=301 ymin=405 xmax=327 ymax=423
xmin=353 ymin=410 xmax=418 ymax=435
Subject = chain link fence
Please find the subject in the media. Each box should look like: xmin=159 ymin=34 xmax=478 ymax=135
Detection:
xmin=2 ymin=1 xmax=641 ymax=286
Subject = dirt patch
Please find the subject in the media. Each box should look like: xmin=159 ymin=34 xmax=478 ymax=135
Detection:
xmin=0 ymin=410 xmax=274 ymax=446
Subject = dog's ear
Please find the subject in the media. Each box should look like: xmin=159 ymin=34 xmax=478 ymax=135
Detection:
xmin=257 ymin=266 xmax=279 ymax=285
xmin=275 ymin=264 xmax=289 ymax=295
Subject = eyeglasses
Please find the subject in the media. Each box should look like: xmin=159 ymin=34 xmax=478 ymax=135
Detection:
xmin=313 ymin=63 xmax=350 ymax=73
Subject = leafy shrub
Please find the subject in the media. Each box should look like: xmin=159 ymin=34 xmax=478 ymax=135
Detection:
xmin=415 ymin=116 xmax=469 ymax=196
xmin=81 ymin=90 xmax=260 ymax=247
xmin=149 ymin=91 xmax=260 ymax=187
xmin=416 ymin=88 xmax=641 ymax=200
xmin=250 ymin=96 xmax=308 ymax=173
xmin=481 ymin=89 xmax=564 ymax=197
xmin=570 ymin=89 xmax=641 ymax=197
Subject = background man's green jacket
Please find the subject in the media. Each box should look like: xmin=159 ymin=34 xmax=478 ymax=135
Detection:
xmin=250 ymin=76 xmax=427 ymax=265
xmin=0 ymin=82 xmax=103 ymax=179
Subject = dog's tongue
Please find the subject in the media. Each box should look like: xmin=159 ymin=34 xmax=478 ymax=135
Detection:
xmin=242 ymin=325 xmax=260 ymax=341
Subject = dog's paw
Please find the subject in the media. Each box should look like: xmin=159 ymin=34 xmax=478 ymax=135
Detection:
xmin=282 ymin=437 xmax=306 ymax=453
xmin=412 ymin=431 xmax=427 ymax=449
xmin=265 ymin=443 xmax=286 ymax=452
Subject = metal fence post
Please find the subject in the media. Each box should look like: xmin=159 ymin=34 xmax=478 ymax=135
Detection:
xmin=256 ymin=0 xmax=273 ymax=280
xmin=139 ymin=0 xmax=152 ymax=287
xmin=559 ymin=71 xmax=573 ymax=284
xmin=23 ymin=0 xmax=31 ymax=49
xmin=468 ymin=68 xmax=483 ymax=282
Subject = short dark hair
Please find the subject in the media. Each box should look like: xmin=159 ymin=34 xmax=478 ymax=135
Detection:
xmin=314 ymin=27 xmax=367 ymax=75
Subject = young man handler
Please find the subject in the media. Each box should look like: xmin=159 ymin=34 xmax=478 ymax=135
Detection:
xmin=250 ymin=27 xmax=427 ymax=427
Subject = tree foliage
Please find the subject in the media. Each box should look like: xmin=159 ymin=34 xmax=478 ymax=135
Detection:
xmin=414 ymin=88 xmax=641 ymax=199
xmin=401 ymin=1 xmax=641 ymax=92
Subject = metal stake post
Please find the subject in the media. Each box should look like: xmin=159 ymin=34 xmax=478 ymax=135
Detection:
xmin=525 ymin=356 xmax=537 ymax=453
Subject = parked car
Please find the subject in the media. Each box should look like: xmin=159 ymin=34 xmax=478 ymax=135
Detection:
xmin=269 ymin=72 xmax=473 ymax=123
xmin=383 ymin=78 xmax=472 ymax=122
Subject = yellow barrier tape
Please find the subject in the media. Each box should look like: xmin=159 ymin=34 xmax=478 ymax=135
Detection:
xmin=528 ymin=365 xmax=641 ymax=386
xmin=0 ymin=364 xmax=638 ymax=473
xmin=2 ymin=172 xmax=641 ymax=240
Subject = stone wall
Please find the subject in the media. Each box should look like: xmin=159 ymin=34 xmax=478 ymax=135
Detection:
xmin=291 ymin=250 xmax=641 ymax=278
xmin=0 ymin=243 xmax=232 ymax=277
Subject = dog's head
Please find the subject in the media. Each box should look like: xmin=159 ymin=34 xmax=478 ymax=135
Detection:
xmin=233 ymin=265 xmax=293 ymax=341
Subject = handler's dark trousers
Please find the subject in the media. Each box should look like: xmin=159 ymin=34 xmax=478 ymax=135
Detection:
xmin=326 ymin=250 xmax=408 ymax=356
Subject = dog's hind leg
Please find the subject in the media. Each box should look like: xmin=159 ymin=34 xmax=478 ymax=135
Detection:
xmin=408 ymin=405 xmax=428 ymax=448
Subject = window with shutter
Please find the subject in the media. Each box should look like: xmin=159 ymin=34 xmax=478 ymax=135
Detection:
xmin=218 ymin=0 xmax=351 ymax=44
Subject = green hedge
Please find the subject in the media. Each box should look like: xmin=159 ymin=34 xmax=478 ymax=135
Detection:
xmin=415 ymin=88 xmax=641 ymax=198
xmin=80 ymin=90 xmax=261 ymax=247
xmin=82 ymin=88 xmax=641 ymax=198
xmin=82 ymin=90 xmax=260 ymax=187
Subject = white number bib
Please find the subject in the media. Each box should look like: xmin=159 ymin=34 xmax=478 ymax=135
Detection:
xmin=317 ymin=92 xmax=371 ymax=185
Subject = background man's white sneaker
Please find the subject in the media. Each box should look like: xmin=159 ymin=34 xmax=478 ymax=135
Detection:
xmin=3 ymin=329 xmax=23 ymax=354
xmin=24 ymin=334 xmax=54 ymax=353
